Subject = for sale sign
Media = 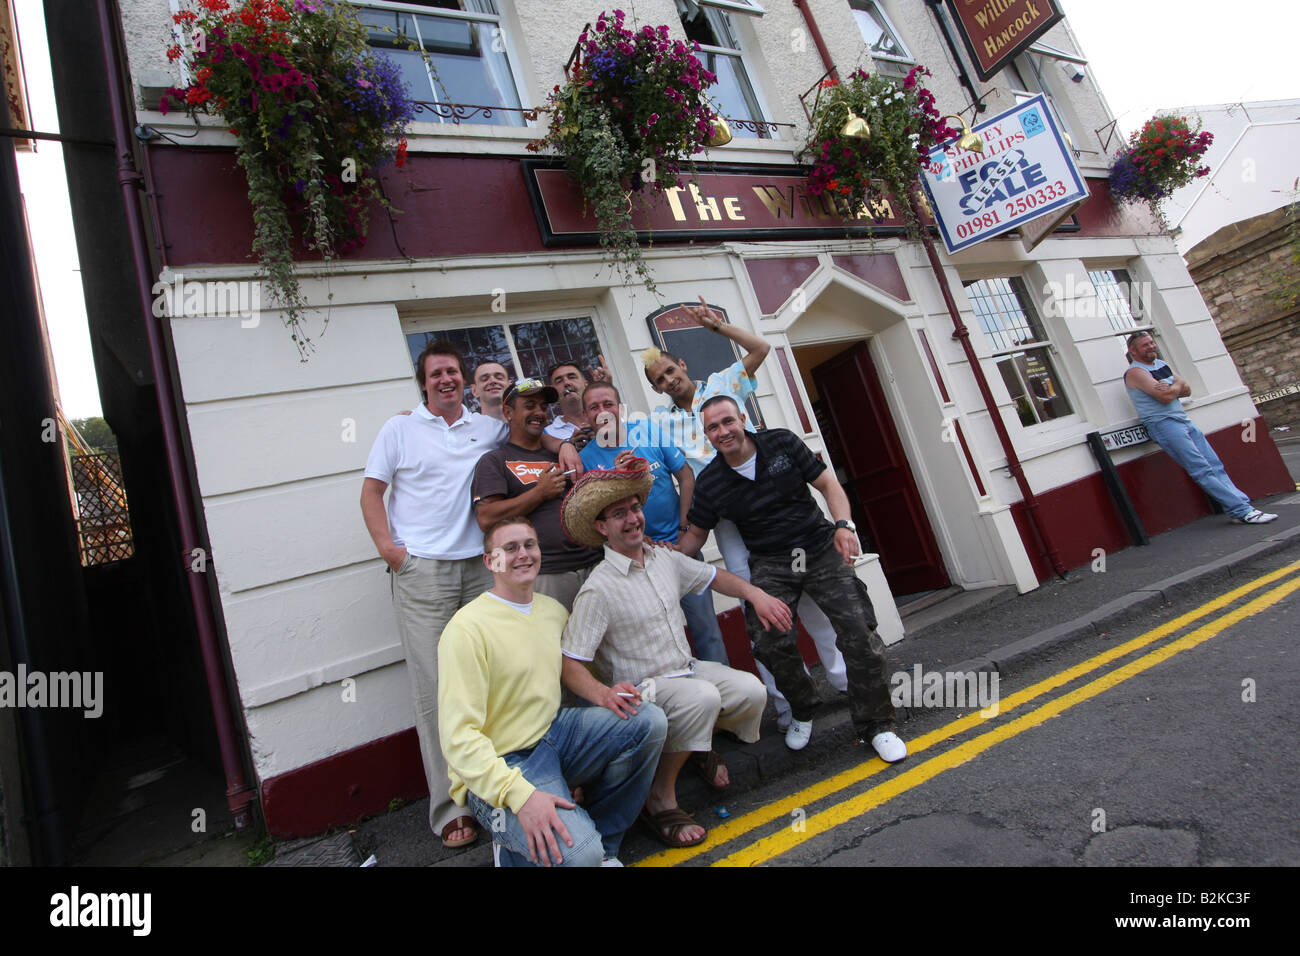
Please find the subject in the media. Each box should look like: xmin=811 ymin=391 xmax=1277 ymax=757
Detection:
xmin=920 ymin=94 xmax=1087 ymax=255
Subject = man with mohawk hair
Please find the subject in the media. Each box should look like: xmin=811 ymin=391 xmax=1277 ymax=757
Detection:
xmin=642 ymin=296 xmax=849 ymax=751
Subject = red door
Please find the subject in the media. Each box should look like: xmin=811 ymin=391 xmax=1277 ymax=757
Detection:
xmin=813 ymin=341 xmax=950 ymax=595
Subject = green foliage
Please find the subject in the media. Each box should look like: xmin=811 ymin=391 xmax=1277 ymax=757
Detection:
xmin=1268 ymin=183 xmax=1300 ymax=311
xmin=69 ymin=417 xmax=118 ymax=455
xmin=803 ymin=66 xmax=954 ymax=232
xmin=163 ymin=0 xmax=418 ymax=358
xmin=245 ymin=835 xmax=276 ymax=866
xmin=528 ymin=11 xmax=721 ymax=293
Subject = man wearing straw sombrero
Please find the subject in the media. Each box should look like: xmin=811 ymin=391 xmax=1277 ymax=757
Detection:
xmin=559 ymin=461 xmax=791 ymax=848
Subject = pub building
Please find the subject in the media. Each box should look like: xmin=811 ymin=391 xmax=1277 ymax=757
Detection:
xmin=38 ymin=0 xmax=1288 ymax=841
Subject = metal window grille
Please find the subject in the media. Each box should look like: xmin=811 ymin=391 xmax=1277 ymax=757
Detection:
xmin=70 ymin=453 xmax=135 ymax=566
xmin=963 ymin=276 xmax=1046 ymax=353
xmin=1089 ymin=268 xmax=1146 ymax=333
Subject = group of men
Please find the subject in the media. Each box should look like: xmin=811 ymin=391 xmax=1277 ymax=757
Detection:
xmin=361 ymin=297 xmax=908 ymax=865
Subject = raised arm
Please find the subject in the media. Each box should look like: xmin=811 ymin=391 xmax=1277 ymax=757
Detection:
xmin=684 ymin=294 xmax=771 ymax=378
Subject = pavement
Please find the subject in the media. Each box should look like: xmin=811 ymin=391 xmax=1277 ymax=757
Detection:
xmin=186 ymin=450 xmax=1300 ymax=867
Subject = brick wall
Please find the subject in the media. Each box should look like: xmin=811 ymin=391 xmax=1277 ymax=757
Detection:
xmin=1187 ymin=205 xmax=1300 ymax=429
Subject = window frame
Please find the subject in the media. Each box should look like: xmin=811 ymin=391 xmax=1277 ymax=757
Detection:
xmin=404 ymin=311 xmax=612 ymax=413
xmin=962 ymin=276 xmax=1078 ymax=429
xmin=1088 ymin=268 xmax=1152 ymax=336
xmin=1005 ymin=52 xmax=1074 ymax=142
xmin=678 ymin=0 xmax=774 ymax=138
xmin=354 ymin=0 xmax=533 ymax=128
xmin=848 ymin=0 xmax=915 ymax=65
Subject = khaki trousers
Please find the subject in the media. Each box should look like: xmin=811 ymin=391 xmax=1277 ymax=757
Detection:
xmin=653 ymin=660 xmax=766 ymax=753
xmin=390 ymin=553 xmax=492 ymax=833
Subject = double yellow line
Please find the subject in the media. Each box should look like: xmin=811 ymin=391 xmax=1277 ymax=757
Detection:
xmin=635 ymin=559 xmax=1300 ymax=867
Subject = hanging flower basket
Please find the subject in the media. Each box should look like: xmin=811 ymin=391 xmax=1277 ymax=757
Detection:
xmin=526 ymin=10 xmax=722 ymax=293
xmin=1107 ymin=114 xmax=1212 ymax=207
xmin=802 ymin=66 xmax=954 ymax=231
xmin=161 ymin=0 xmax=416 ymax=357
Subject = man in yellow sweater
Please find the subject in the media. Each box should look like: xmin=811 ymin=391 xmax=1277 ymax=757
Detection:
xmin=437 ymin=516 xmax=668 ymax=866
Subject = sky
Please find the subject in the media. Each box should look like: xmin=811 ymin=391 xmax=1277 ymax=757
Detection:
xmin=12 ymin=0 xmax=1300 ymax=420
xmin=1059 ymin=0 xmax=1297 ymax=135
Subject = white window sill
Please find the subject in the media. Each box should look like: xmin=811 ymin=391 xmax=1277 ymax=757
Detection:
xmin=136 ymin=112 xmax=802 ymax=164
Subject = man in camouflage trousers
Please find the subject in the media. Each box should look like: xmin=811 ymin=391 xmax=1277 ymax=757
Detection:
xmin=676 ymin=396 xmax=906 ymax=763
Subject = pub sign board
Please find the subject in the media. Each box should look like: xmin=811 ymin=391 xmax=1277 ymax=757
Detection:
xmin=522 ymin=160 xmax=917 ymax=246
xmin=944 ymin=0 xmax=1065 ymax=82
xmin=919 ymin=94 xmax=1086 ymax=255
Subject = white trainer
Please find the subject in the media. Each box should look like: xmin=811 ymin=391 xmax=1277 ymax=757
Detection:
xmin=1235 ymin=510 xmax=1278 ymax=525
xmin=785 ymin=719 xmax=813 ymax=751
xmin=870 ymin=731 xmax=908 ymax=763
xmin=600 ymin=857 xmax=624 ymax=867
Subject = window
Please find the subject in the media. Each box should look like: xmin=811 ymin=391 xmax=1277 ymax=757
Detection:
xmin=1088 ymin=269 xmax=1148 ymax=334
xmin=963 ymin=277 xmax=1074 ymax=427
xmin=357 ymin=1 xmax=526 ymax=126
xmin=677 ymin=0 xmax=770 ymax=138
xmin=406 ymin=317 xmax=603 ymax=412
xmin=850 ymin=1 xmax=913 ymax=64
xmin=1004 ymin=54 xmax=1073 ymax=142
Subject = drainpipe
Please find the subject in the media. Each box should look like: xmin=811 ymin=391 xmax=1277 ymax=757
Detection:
xmin=792 ymin=0 xmax=837 ymax=78
xmin=911 ymin=182 xmax=1066 ymax=578
xmin=94 ymin=0 xmax=257 ymax=826
xmin=789 ymin=0 xmax=1062 ymax=578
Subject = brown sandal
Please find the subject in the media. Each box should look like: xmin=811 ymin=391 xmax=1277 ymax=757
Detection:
xmin=689 ymin=750 xmax=730 ymax=792
xmin=639 ymin=807 xmax=707 ymax=848
xmin=440 ymin=815 xmax=479 ymax=849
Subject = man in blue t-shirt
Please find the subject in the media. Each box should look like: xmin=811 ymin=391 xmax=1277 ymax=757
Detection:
xmin=1124 ymin=331 xmax=1275 ymax=525
xmin=579 ymin=382 xmax=729 ymax=667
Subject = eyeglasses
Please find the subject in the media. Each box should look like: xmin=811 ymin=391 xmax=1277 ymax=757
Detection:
xmin=600 ymin=501 xmax=643 ymax=522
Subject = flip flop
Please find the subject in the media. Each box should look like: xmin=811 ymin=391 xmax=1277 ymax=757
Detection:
xmin=639 ymin=807 xmax=707 ymax=848
xmin=440 ymin=815 xmax=478 ymax=849
xmin=689 ymin=750 xmax=730 ymax=792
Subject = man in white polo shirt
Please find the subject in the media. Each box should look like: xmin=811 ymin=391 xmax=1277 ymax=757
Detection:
xmin=361 ymin=341 xmax=582 ymax=849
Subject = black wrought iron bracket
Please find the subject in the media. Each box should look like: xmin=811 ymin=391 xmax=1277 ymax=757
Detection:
xmin=725 ymin=117 xmax=795 ymax=135
xmin=1095 ymin=117 xmax=1121 ymax=153
xmin=411 ymin=102 xmax=541 ymax=124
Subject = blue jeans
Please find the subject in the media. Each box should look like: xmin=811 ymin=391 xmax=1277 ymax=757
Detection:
xmin=466 ymin=704 xmax=667 ymax=867
xmin=681 ymin=586 xmax=730 ymax=665
xmin=1145 ymin=417 xmax=1253 ymax=518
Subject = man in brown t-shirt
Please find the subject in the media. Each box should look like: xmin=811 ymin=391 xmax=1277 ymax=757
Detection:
xmin=473 ymin=379 xmax=602 ymax=610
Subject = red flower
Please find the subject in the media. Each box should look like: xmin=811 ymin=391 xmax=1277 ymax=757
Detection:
xmin=166 ymin=43 xmax=183 ymax=61
xmin=395 ymin=138 xmax=408 ymax=168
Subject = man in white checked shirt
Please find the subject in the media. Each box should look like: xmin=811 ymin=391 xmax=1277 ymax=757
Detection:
xmin=557 ymin=464 xmax=788 ymax=849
